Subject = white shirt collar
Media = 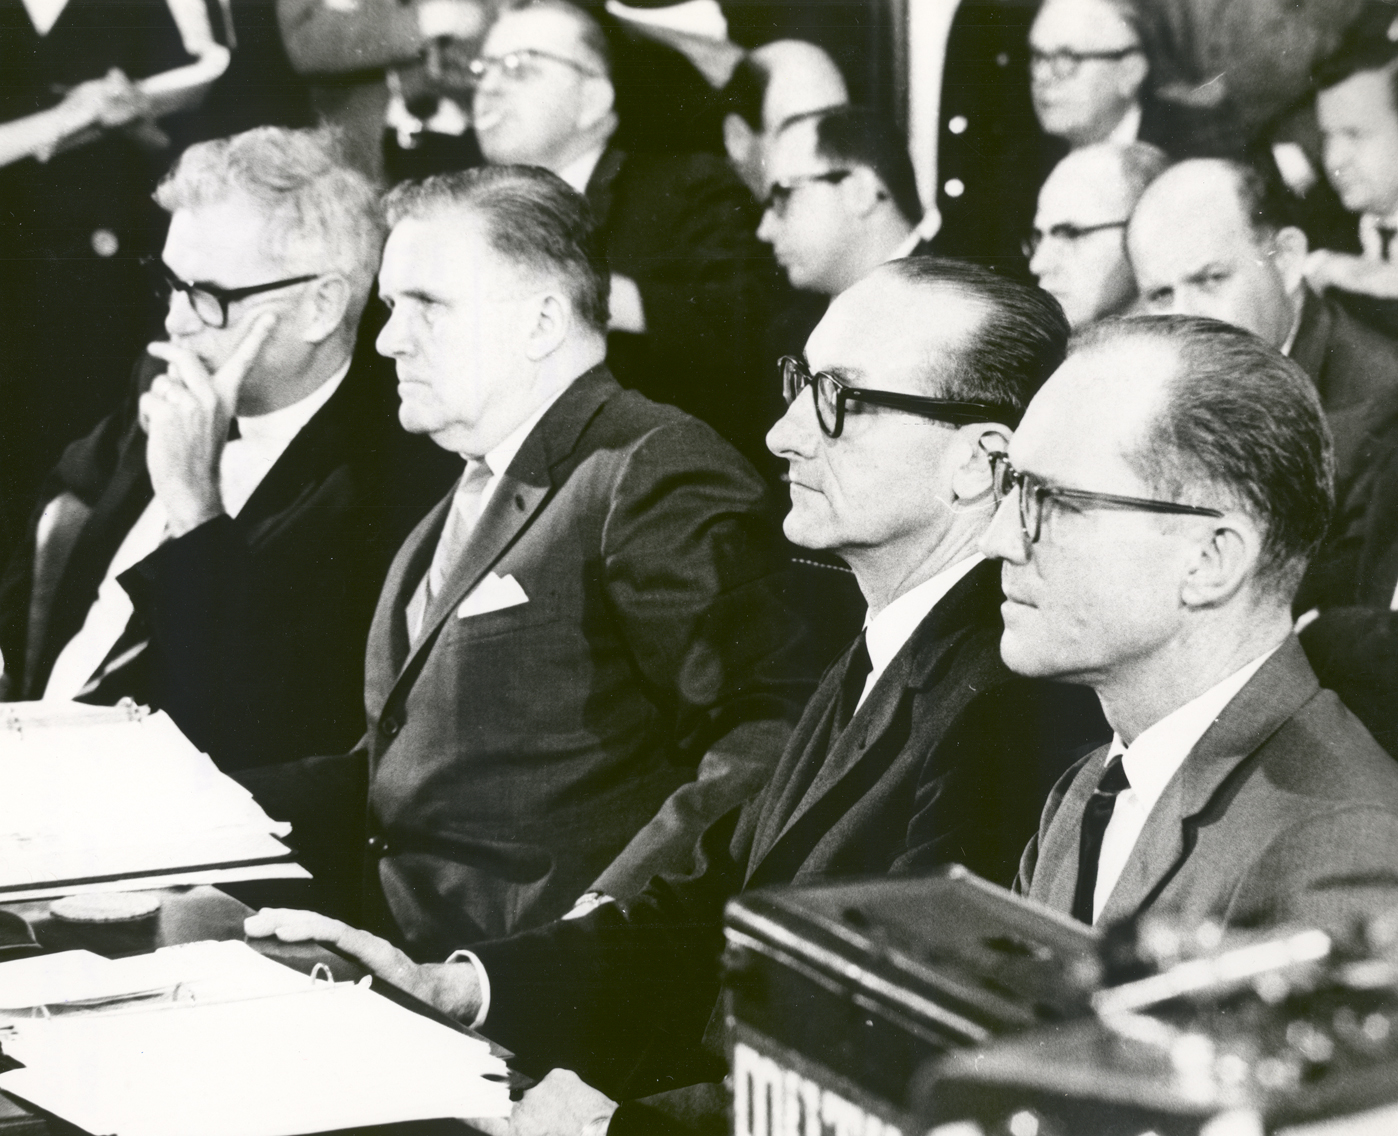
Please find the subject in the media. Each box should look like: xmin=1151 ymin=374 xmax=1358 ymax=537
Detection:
xmin=1107 ymin=643 xmax=1281 ymax=815
xmin=556 ymin=146 xmax=608 ymax=196
xmin=1106 ymin=102 xmax=1142 ymax=146
xmin=887 ymin=227 xmax=926 ymax=262
xmin=21 ymin=0 xmax=68 ymax=36
xmin=1360 ymin=210 xmax=1398 ymax=260
xmin=234 ymin=360 xmax=350 ymax=448
xmin=859 ymin=555 xmax=983 ymax=706
xmin=476 ymin=381 xmax=575 ymax=480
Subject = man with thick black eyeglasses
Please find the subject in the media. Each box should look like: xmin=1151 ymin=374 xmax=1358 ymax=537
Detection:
xmin=247 ymin=257 xmax=1107 ymax=1136
xmin=0 ymin=125 xmax=458 ymax=772
xmin=980 ymin=314 xmax=1398 ymax=936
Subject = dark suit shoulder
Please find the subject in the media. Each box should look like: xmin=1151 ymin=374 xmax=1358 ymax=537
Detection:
xmin=1312 ymin=292 xmax=1398 ymax=410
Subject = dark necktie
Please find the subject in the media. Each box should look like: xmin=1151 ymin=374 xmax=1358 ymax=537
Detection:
xmin=227 ymin=417 xmax=241 ymax=441
xmin=1071 ymin=754 xmax=1130 ymax=925
xmin=833 ymin=632 xmax=872 ymax=734
xmin=1379 ymin=225 xmax=1396 ymax=262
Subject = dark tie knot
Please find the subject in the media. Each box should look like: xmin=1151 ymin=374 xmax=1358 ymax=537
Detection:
xmin=1095 ymin=755 xmax=1129 ymax=797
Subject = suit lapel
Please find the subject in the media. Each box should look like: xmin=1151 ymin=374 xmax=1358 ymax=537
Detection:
xmin=1095 ymin=638 xmax=1320 ymax=924
xmin=746 ymin=560 xmax=1001 ymax=882
xmin=584 ymin=146 xmax=626 ymax=234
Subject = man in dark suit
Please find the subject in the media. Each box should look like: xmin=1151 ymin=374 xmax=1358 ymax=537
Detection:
xmin=469 ymin=0 xmax=774 ymax=472
xmin=0 ymin=125 xmax=457 ymax=770
xmin=1127 ymin=157 xmax=1398 ymax=610
xmin=980 ymin=314 xmax=1398 ymax=935
xmin=247 ymin=258 xmax=1108 ymax=1134
xmin=242 ymin=163 xmax=810 ymax=960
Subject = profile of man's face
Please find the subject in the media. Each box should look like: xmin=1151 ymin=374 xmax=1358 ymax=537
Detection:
xmin=982 ymin=341 xmax=1198 ymax=685
xmin=1029 ymin=0 xmax=1145 ymax=148
xmin=765 ymin=273 xmax=982 ymax=566
xmin=160 ymin=195 xmax=301 ymax=407
xmin=1318 ymin=67 xmax=1398 ymax=218
xmin=375 ymin=207 xmax=535 ymax=457
xmin=1029 ymin=153 xmax=1136 ymax=328
xmin=471 ymin=6 xmax=605 ymax=168
xmin=756 ymin=120 xmax=852 ymax=295
xmin=1129 ymin=172 xmax=1298 ymax=348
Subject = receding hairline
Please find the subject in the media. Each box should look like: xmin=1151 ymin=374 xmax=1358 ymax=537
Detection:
xmin=493 ymin=0 xmax=610 ymax=76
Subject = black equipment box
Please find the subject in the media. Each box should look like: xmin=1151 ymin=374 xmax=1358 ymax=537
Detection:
xmin=721 ymin=866 xmax=1100 ymax=1136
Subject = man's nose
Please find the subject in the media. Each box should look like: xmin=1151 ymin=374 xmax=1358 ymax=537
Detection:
xmin=164 ymin=289 xmax=204 ymax=338
xmin=766 ymin=385 xmax=820 ymax=459
xmin=979 ymin=490 xmax=1030 ymax=564
xmin=375 ymin=306 xmax=410 ymax=357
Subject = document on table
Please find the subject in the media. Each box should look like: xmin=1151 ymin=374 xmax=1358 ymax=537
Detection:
xmin=0 ymin=941 xmax=513 ymax=1135
xmin=0 ymin=706 xmax=307 ymax=899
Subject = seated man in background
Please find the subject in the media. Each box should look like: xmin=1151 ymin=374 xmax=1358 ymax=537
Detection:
xmin=0 ymin=125 xmax=458 ymax=769
xmin=470 ymin=0 xmax=773 ymax=471
xmin=1029 ymin=141 xmax=1167 ymax=328
xmin=247 ymin=258 xmax=1109 ymax=1136
xmin=241 ymin=165 xmax=813 ymax=958
xmin=1302 ymin=5 xmax=1398 ymax=332
xmin=719 ymin=38 xmax=849 ymax=201
xmin=983 ymin=314 xmax=1398 ymax=934
xmin=1127 ymin=157 xmax=1398 ymax=611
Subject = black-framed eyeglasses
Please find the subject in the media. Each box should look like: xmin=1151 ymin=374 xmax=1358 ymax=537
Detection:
xmin=1029 ymin=45 xmax=1143 ymax=80
xmin=780 ymin=356 xmax=1019 ymax=439
xmin=146 ymin=258 xmax=320 ymax=329
xmin=1021 ymin=220 xmax=1128 ymax=260
xmin=468 ymin=48 xmax=602 ymax=83
xmin=762 ymin=170 xmax=853 ymax=218
xmin=983 ymin=447 xmax=1224 ymax=544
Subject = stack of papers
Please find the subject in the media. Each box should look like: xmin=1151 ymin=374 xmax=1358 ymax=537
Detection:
xmin=0 ymin=941 xmax=513 ymax=1135
xmin=0 ymin=706 xmax=307 ymax=900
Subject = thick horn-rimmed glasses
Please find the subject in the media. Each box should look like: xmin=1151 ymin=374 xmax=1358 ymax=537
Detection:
xmin=982 ymin=445 xmax=1224 ymax=544
xmin=779 ymin=356 xmax=1019 ymax=439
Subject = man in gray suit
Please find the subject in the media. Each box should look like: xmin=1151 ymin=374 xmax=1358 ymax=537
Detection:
xmin=980 ymin=313 xmax=1398 ymax=934
xmin=241 ymin=163 xmax=811 ymax=958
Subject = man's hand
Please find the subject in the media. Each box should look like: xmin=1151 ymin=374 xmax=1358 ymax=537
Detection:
xmin=1304 ymin=248 xmax=1398 ymax=299
xmin=244 ymin=908 xmax=484 ymax=1022
xmin=482 ymin=1069 xmax=618 ymax=1136
xmin=141 ymin=312 xmax=277 ymax=536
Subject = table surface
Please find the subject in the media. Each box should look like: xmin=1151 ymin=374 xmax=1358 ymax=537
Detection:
xmin=0 ymin=886 xmax=508 ymax=1136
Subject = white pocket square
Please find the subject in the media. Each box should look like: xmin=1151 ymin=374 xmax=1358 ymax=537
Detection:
xmin=457 ymin=572 xmax=529 ymax=619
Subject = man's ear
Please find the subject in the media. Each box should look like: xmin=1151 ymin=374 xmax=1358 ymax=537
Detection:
xmin=298 ymin=274 xmax=353 ymax=345
xmin=523 ymin=291 xmax=570 ymax=361
xmin=723 ymin=114 xmax=755 ymax=168
xmin=843 ymin=166 xmax=888 ymax=218
xmin=1117 ymin=51 xmax=1149 ymax=101
xmin=1272 ymin=225 xmax=1311 ymax=295
xmin=1179 ymin=513 xmax=1261 ymax=609
xmin=950 ymin=424 xmax=1011 ymax=505
xmin=577 ymin=75 xmax=616 ymax=134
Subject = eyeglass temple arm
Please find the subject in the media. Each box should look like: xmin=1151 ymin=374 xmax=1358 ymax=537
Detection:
xmin=1045 ymin=486 xmax=1225 ymax=518
xmin=849 ymin=388 xmax=1021 ymax=426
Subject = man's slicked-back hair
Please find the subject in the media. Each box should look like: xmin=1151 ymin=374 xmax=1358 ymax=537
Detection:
xmin=383 ymin=165 xmax=611 ymax=332
xmin=786 ymin=105 xmax=924 ymax=226
xmin=884 ymin=257 xmax=1071 ymax=422
xmin=154 ymin=125 xmax=384 ymax=320
xmin=1073 ymin=314 xmax=1334 ymax=596
xmin=1115 ymin=140 xmax=1170 ymax=202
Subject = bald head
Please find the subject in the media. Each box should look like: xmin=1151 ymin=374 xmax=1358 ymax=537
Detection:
xmin=722 ymin=39 xmax=849 ymax=197
xmin=1128 ymin=159 xmax=1307 ymax=349
xmin=1029 ymin=141 xmax=1166 ymax=327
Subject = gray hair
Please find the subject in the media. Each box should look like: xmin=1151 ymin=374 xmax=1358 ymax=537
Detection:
xmin=383 ymin=165 xmax=610 ymax=333
xmin=1072 ymin=314 xmax=1334 ymax=598
xmin=154 ymin=126 xmax=384 ymax=318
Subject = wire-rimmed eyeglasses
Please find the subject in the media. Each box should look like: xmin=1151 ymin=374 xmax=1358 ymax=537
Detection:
xmin=983 ymin=446 xmax=1224 ymax=544
xmin=1029 ymin=45 xmax=1143 ymax=80
xmin=147 ymin=258 xmax=321 ymax=330
xmin=762 ymin=170 xmax=853 ymax=218
xmin=780 ymin=356 xmax=1019 ymax=439
xmin=468 ymin=48 xmax=602 ymax=83
xmin=1021 ymin=220 xmax=1128 ymax=260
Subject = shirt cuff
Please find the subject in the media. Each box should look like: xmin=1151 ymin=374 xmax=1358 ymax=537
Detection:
xmin=443 ymin=948 xmax=491 ymax=1029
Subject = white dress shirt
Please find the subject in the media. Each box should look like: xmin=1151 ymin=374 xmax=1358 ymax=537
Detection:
xmin=1090 ymin=644 xmax=1281 ymax=922
xmin=42 ymin=364 xmax=349 ymax=701
xmin=556 ymin=145 xmax=607 ymax=196
xmin=1106 ymin=102 xmax=1142 ymax=146
xmin=1360 ymin=210 xmax=1398 ymax=262
xmin=859 ymin=555 xmax=983 ymax=713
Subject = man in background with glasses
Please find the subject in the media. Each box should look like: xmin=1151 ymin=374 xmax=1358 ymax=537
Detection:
xmin=0 ymin=125 xmax=458 ymax=771
xmin=981 ymin=314 xmax=1398 ymax=934
xmin=469 ymin=0 xmax=774 ymax=475
xmin=1029 ymin=141 xmax=1167 ymax=327
xmin=246 ymin=257 xmax=1106 ymax=1136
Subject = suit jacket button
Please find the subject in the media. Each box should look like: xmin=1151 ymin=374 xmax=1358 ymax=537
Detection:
xmin=367 ymin=835 xmax=389 ymax=855
xmin=380 ymin=715 xmax=401 ymax=738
